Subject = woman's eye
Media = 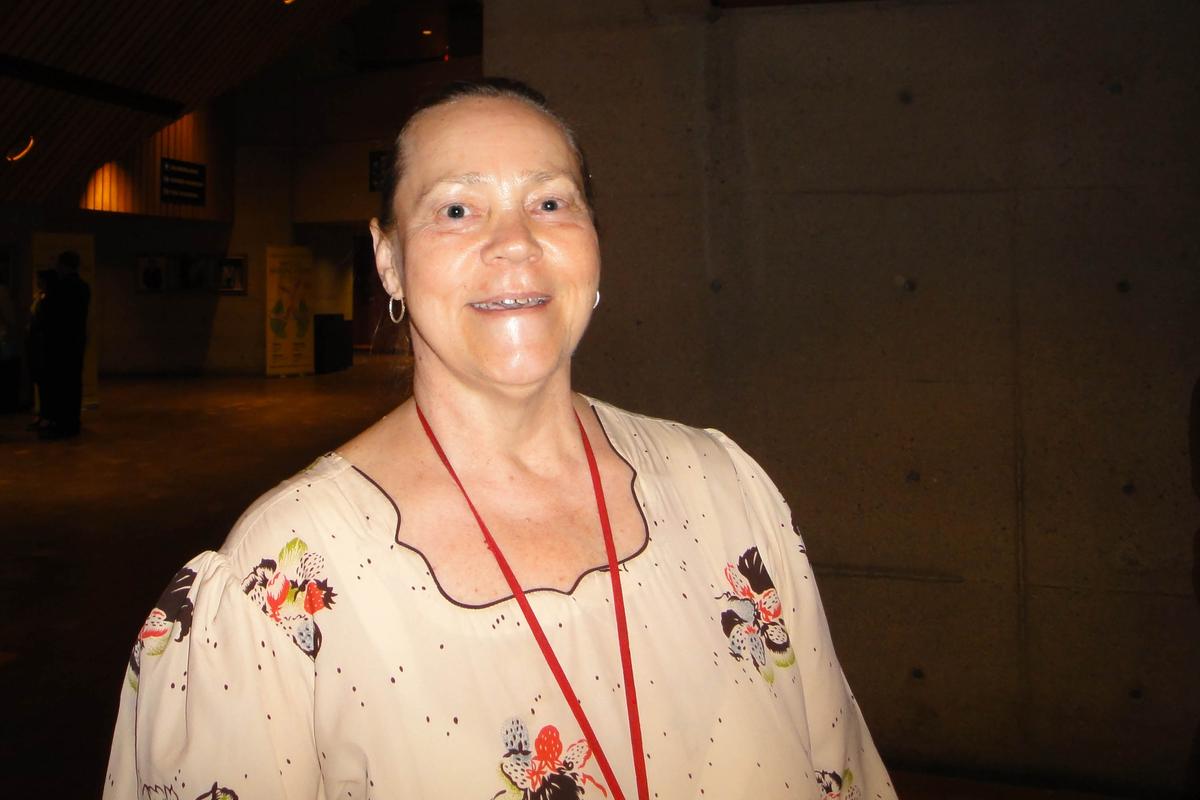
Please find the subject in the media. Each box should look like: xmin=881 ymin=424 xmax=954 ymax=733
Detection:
xmin=539 ymin=198 xmax=562 ymax=212
xmin=441 ymin=203 xmax=467 ymax=219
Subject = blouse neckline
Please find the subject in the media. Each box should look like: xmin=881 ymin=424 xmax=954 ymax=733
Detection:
xmin=328 ymin=399 xmax=653 ymax=611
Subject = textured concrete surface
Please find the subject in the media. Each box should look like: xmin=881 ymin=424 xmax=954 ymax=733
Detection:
xmin=486 ymin=0 xmax=1200 ymax=794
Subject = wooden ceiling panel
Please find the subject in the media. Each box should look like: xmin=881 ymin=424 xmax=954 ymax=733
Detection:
xmin=0 ymin=0 xmax=367 ymax=206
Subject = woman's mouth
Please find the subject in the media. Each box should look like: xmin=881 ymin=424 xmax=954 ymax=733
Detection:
xmin=469 ymin=295 xmax=550 ymax=311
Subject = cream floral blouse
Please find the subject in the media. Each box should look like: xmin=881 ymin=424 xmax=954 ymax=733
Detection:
xmin=104 ymin=400 xmax=897 ymax=800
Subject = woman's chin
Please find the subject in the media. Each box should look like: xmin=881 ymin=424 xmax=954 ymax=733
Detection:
xmin=412 ymin=328 xmax=580 ymax=393
xmin=461 ymin=342 xmax=574 ymax=391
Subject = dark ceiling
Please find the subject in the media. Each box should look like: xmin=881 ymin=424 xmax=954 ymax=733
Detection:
xmin=0 ymin=0 xmax=370 ymax=208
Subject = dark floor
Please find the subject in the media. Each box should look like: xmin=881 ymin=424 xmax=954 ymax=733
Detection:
xmin=0 ymin=356 xmax=1121 ymax=798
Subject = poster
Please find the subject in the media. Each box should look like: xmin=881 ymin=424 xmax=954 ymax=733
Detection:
xmin=31 ymin=232 xmax=99 ymax=408
xmin=265 ymin=245 xmax=314 ymax=376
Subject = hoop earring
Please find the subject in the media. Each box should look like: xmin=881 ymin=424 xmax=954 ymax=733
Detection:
xmin=593 ymin=290 xmax=600 ymax=310
xmin=388 ymin=296 xmax=406 ymax=324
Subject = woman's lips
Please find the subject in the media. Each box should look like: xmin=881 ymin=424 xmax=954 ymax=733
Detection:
xmin=469 ymin=295 xmax=550 ymax=311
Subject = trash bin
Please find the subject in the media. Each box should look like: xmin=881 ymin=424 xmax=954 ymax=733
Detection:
xmin=313 ymin=314 xmax=353 ymax=374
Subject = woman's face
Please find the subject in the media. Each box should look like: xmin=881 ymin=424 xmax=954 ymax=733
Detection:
xmin=374 ymin=96 xmax=599 ymax=394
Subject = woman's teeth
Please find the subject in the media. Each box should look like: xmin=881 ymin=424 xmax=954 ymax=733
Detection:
xmin=471 ymin=297 xmax=548 ymax=310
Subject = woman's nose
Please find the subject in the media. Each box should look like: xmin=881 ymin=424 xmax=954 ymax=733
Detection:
xmin=481 ymin=210 xmax=542 ymax=265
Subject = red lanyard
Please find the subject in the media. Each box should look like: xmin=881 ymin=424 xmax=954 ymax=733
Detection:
xmin=415 ymin=402 xmax=649 ymax=800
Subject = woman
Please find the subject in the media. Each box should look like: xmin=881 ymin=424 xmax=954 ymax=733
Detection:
xmin=105 ymin=79 xmax=896 ymax=800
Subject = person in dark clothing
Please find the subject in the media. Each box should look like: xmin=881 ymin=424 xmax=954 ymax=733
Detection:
xmin=0 ymin=267 xmax=19 ymax=412
xmin=38 ymin=250 xmax=90 ymax=439
xmin=25 ymin=269 xmax=57 ymax=430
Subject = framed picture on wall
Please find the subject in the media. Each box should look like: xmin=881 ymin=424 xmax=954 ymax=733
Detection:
xmin=195 ymin=254 xmax=220 ymax=292
xmin=178 ymin=254 xmax=211 ymax=291
xmin=218 ymin=255 xmax=247 ymax=295
xmin=369 ymin=150 xmax=390 ymax=192
xmin=136 ymin=254 xmax=167 ymax=293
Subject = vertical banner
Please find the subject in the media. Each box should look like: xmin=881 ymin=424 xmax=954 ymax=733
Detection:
xmin=31 ymin=232 xmax=99 ymax=408
xmin=265 ymin=245 xmax=314 ymax=376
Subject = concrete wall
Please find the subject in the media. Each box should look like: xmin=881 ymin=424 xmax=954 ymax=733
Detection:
xmin=80 ymin=141 xmax=288 ymax=376
xmin=92 ymin=216 xmax=232 ymax=374
xmin=486 ymin=0 xmax=1200 ymax=794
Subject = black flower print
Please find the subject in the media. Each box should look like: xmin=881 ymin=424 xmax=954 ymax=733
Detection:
xmin=242 ymin=537 xmax=336 ymax=659
xmin=816 ymin=768 xmax=859 ymax=800
xmin=138 ymin=781 xmax=238 ymax=800
xmin=494 ymin=718 xmax=607 ymax=799
xmin=128 ymin=567 xmax=197 ymax=691
xmin=193 ymin=783 xmax=239 ymax=800
xmin=717 ymin=547 xmax=795 ymax=683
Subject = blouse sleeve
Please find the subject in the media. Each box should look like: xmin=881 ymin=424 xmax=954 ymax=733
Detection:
xmin=708 ymin=428 xmax=898 ymax=800
xmin=103 ymin=550 xmax=320 ymax=799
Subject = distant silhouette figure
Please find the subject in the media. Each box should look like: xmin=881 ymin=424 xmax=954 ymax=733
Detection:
xmin=1190 ymin=375 xmax=1200 ymax=795
xmin=26 ymin=269 xmax=57 ymax=430
xmin=0 ymin=268 xmax=18 ymax=411
xmin=38 ymin=251 xmax=90 ymax=439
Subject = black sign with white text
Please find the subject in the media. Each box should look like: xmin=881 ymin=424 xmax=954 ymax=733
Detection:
xmin=160 ymin=158 xmax=206 ymax=206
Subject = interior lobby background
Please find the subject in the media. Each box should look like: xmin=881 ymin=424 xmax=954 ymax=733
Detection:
xmin=0 ymin=0 xmax=1197 ymax=796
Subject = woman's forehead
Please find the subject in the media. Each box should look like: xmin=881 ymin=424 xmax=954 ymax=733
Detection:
xmin=402 ymin=96 xmax=577 ymax=175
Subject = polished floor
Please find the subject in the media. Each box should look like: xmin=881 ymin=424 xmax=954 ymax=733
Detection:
xmin=0 ymin=357 xmax=1123 ymax=798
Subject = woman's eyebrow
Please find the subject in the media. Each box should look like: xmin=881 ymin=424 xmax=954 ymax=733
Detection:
xmin=415 ymin=169 xmax=577 ymax=204
xmin=524 ymin=169 xmax=568 ymax=184
xmin=412 ymin=172 xmax=486 ymax=204
xmin=418 ymin=172 xmax=485 ymax=198
xmin=444 ymin=171 xmax=488 ymax=185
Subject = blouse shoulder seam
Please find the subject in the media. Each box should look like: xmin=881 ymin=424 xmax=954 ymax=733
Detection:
xmin=589 ymin=396 xmax=723 ymax=444
xmin=221 ymin=456 xmax=351 ymax=558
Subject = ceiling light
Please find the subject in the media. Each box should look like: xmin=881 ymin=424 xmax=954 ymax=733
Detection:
xmin=5 ymin=136 xmax=35 ymax=162
xmin=421 ymin=29 xmax=432 ymax=35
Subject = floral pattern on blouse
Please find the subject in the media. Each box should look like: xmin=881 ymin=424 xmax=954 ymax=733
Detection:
xmin=241 ymin=537 xmax=336 ymax=659
xmin=718 ymin=546 xmax=795 ymax=683
xmin=128 ymin=567 xmax=197 ymax=691
xmin=495 ymin=718 xmax=608 ymax=799
xmin=140 ymin=782 xmax=239 ymax=800
xmin=816 ymin=769 xmax=859 ymax=800
xmin=192 ymin=783 xmax=240 ymax=800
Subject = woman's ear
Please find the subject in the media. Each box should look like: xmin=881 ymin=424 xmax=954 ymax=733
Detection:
xmin=369 ymin=218 xmax=403 ymax=298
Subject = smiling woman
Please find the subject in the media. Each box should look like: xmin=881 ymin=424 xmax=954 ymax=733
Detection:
xmin=372 ymin=87 xmax=599 ymax=393
xmin=102 ymin=78 xmax=898 ymax=800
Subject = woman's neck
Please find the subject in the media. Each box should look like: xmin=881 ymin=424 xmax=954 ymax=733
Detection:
xmin=409 ymin=360 xmax=585 ymax=478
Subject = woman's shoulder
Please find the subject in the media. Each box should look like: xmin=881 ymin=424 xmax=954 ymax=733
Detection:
xmin=586 ymin=396 xmax=751 ymax=469
xmin=588 ymin=396 xmax=789 ymax=513
xmin=218 ymin=453 xmax=374 ymax=566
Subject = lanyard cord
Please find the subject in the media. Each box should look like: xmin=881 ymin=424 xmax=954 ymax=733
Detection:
xmin=415 ymin=402 xmax=649 ymax=800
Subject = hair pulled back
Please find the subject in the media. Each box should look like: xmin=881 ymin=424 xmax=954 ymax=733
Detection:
xmin=377 ymin=77 xmax=593 ymax=230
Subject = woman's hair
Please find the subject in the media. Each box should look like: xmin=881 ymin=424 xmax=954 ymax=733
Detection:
xmin=377 ymin=77 xmax=593 ymax=230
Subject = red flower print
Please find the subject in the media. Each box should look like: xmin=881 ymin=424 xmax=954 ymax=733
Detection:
xmin=265 ymin=571 xmax=289 ymax=620
xmin=717 ymin=547 xmax=795 ymax=683
xmin=128 ymin=567 xmax=197 ymax=690
xmin=139 ymin=609 xmax=171 ymax=643
xmin=498 ymin=719 xmax=606 ymax=799
xmin=304 ymin=579 xmax=333 ymax=614
xmin=241 ymin=538 xmax=336 ymax=659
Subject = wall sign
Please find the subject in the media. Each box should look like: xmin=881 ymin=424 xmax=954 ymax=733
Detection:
xmin=369 ymin=150 xmax=390 ymax=192
xmin=265 ymin=246 xmax=314 ymax=376
xmin=160 ymin=157 xmax=206 ymax=205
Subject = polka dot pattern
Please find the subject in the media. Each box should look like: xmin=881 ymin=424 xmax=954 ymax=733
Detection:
xmin=103 ymin=403 xmax=895 ymax=800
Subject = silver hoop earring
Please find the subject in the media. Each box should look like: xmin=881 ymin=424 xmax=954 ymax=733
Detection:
xmin=388 ymin=296 xmax=406 ymax=324
xmin=593 ymin=290 xmax=600 ymax=310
